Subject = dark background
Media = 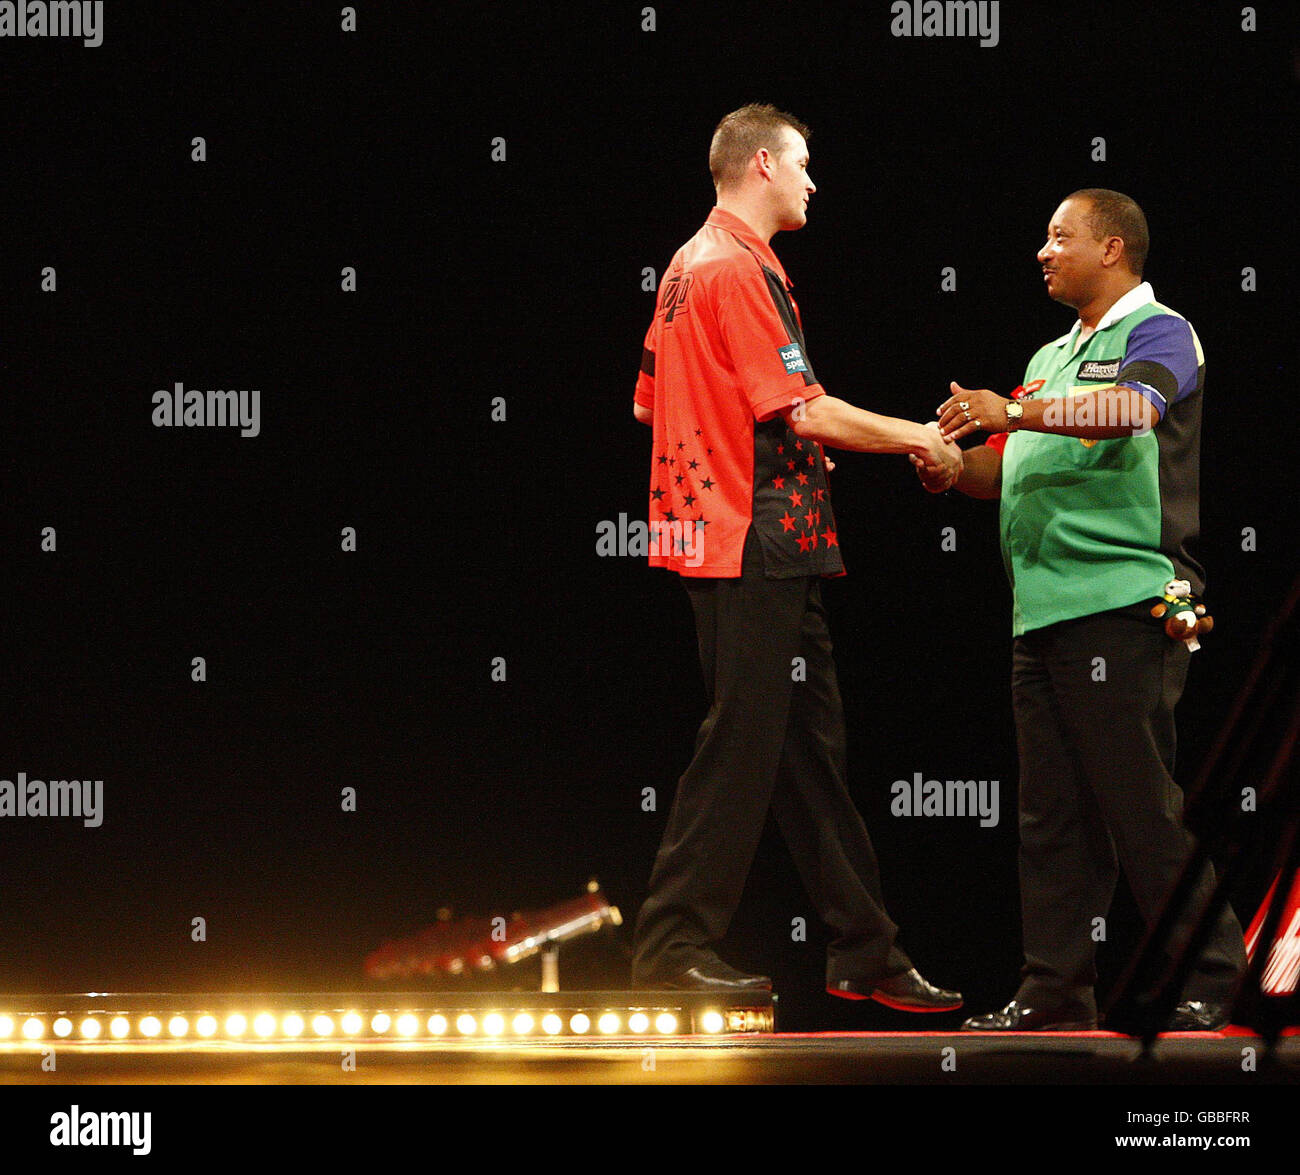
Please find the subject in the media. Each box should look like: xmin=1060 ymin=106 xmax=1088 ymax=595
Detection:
xmin=0 ymin=1 xmax=1294 ymax=1031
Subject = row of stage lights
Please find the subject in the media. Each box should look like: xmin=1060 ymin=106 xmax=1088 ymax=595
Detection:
xmin=0 ymin=1008 xmax=742 ymax=1043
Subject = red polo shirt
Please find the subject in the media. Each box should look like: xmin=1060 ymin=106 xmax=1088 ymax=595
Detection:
xmin=634 ymin=208 xmax=843 ymax=578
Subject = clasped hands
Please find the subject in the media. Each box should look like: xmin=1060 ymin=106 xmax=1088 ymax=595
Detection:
xmin=909 ymin=381 xmax=1012 ymax=493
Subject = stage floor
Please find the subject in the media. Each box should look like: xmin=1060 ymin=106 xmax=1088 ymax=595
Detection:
xmin=4 ymin=1030 xmax=1297 ymax=1085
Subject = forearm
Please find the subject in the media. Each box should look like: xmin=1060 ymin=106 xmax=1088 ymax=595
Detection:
xmin=954 ymin=445 xmax=1002 ymax=499
xmin=788 ymin=394 xmax=931 ymax=455
xmin=1018 ymin=386 xmax=1155 ymax=439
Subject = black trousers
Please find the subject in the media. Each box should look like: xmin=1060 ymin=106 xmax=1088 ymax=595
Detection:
xmin=1012 ymin=602 xmax=1246 ymax=1017
xmin=632 ymin=530 xmax=910 ymax=985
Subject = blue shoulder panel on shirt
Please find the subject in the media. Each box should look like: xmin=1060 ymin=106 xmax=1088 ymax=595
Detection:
xmin=1120 ymin=314 xmax=1200 ymax=407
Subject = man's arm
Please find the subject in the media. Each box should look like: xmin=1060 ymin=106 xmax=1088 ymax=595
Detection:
xmin=954 ymin=444 xmax=1002 ymax=498
xmin=634 ymin=401 xmax=653 ymax=425
xmin=936 ymin=382 xmax=1155 ymax=443
xmin=784 ymin=394 xmax=961 ymax=473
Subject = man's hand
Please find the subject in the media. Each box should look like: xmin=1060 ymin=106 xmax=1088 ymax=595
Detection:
xmin=910 ymin=421 xmax=962 ymax=492
xmin=937 ymin=382 xmax=1010 ymax=442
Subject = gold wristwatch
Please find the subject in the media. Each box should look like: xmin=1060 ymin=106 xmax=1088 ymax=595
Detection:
xmin=1005 ymin=401 xmax=1024 ymax=431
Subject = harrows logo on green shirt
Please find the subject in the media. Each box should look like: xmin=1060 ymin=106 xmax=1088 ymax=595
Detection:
xmin=1076 ymin=358 xmax=1121 ymax=380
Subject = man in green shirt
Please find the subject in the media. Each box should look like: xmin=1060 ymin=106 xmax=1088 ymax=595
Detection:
xmin=917 ymin=189 xmax=1246 ymax=1031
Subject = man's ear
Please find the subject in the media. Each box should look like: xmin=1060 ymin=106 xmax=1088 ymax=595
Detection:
xmin=1101 ymin=235 xmax=1126 ymax=270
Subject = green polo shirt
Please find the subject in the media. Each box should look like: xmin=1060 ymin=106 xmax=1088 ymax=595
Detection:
xmin=999 ymin=283 xmax=1206 ymax=636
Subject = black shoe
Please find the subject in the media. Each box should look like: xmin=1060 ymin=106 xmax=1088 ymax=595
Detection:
xmin=1165 ymin=1001 xmax=1230 ymax=1031
xmin=828 ymin=968 xmax=963 ymax=1012
xmin=643 ymin=959 xmax=772 ymax=992
xmin=961 ymin=999 xmax=1097 ymax=1031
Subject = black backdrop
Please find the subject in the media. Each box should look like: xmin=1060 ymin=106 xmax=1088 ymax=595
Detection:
xmin=2 ymin=2 xmax=1294 ymax=1034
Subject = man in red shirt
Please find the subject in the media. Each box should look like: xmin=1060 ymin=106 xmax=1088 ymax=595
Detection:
xmin=631 ymin=104 xmax=962 ymax=1010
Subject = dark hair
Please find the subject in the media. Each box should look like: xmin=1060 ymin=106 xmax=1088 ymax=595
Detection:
xmin=1067 ymin=188 xmax=1149 ymax=276
xmin=709 ymin=104 xmax=810 ymax=191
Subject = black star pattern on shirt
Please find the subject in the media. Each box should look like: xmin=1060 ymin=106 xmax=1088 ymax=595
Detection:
xmin=649 ymin=435 xmax=715 ymax=561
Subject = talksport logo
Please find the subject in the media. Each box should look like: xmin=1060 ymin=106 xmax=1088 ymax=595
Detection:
xmin=778 ymin=343 xmax=808 ymax=374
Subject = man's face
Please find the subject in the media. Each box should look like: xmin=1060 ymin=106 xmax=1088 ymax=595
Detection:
xmin=1036 ymin=198 xmax=1107 ymax=307
xmin=768 ymin=126 xmax=815 ymax=230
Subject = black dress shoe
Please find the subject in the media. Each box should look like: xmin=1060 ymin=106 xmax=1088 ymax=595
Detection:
xmin=961 ymin=999 xmax=1097 ymax=1031
xmin=645 ymin=959 xmax=772 ymax=991
xmin=828 ymin=968 xmax=963 ymax=1012
xmin=1165 ymin=1001 xmax=1230 ymax=1031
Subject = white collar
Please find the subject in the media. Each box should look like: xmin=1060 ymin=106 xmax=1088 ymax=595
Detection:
xmin=1054 ymin=281 xmax=1155 ymax=348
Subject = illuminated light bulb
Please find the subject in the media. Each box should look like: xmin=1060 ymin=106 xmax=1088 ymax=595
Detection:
xmin=253 ymin=1013 xmax=276 ymax=1038
xmin=541 ymin=1013 xmax=563 ymax=1035
xmin=139 ymin=1016 xmax=162 ymax=1038
xmin=455 ymin=1014 xmax=477 ymax=1035
xmin=511 ymin=1013 xmax=534 ymax=1035
xmin=700 ymin=1011 xmax=725 ymax=1034
xmin=654 ymin=1013 xmax=678 ymax=1034
xmin=312 ymin=1015 xmax=334 ymax=1037
xmin=482 ymin=1013 xmax=505 ymax=1036
xmin=628 ymin=1013 xmax=649 ymax=1034
xmin=395 ymin=1014 xmax=419 ymax=1037
xmin=427 ymin=1014 xmax=448 ymax=1036
xmin=167 ymin=1016 xmax=189 ymax=1038
xmin=340 ymin=1012 xmax=363 ymax=1035
xmin=597 ymin=1012 xmax=620 ymax=1034
xmin=569 ymin=1013 xmax=591 ymax=1035
xmin=281 ymin=1014 xmax=305 ymax=1038
xmin=196 ymin=1016 xmax=218 ymax=1038
xmin=224 ymin=1014 xmax=247 ymax=1038
xmin=22 ymin=1018 xmax=45 ymax=1040
xmin=371 ymin=1013 xmax=392 ymax=1034
xmin=80 ymin=1018 xmax=102 ymax=1039
xmin=53 ymin=1018 xmax=73 ymax=1038
xmin=110 ymin=1017 xmax=131 ymax=1039
xmin=0 ymin=1016 xmax=13 ymax=1038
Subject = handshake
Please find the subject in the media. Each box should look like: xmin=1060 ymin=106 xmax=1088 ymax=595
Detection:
xmin=909 ymin=421 xmax=963 ymax=493
xmin=906 ymin=381 xmax=1008 ymax=494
